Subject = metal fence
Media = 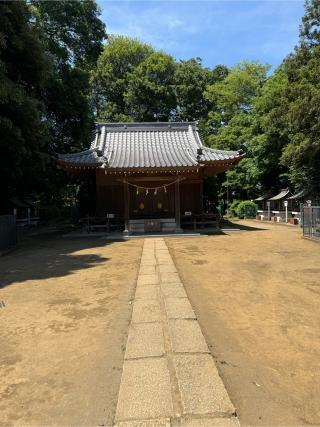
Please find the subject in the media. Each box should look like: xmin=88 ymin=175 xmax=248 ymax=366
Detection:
xmin=302 ymin=206 xmax=320 ymax=240
xmin=0 ymin=215 xmax=17 ymax=254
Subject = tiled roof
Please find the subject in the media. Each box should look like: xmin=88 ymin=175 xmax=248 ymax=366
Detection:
xmin=254 ymin=193 xmax=272 ymax=201
xmin=287 ymin=188 xmax=312 ymax=200
xmin=58 ymin=122 xmax=243 ymax=169
xmin=268 ymin=189 xmax=291 ymax=201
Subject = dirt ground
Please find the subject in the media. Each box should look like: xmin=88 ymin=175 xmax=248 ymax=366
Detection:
xmin=166 ymin=221 xmax=320 ymax=426
xmin=0 ymin=234 xmax=143 ymax=426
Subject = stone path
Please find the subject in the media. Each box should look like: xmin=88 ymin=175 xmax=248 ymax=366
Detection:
xmin=114 ymin=238 xmax=239 ymax=427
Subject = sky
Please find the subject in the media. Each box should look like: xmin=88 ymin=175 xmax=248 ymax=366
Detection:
xmin=97 ymin=0 xmax=305 ymax=70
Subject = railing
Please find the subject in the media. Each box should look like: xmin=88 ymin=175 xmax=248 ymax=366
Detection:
xmin=302 ymin=206 xmax=320 ymax=239
xmin=80 ymin=215 xmax=124 ymax=233
xmin=0 ymin=215 xmax=17 ymax=253
xmin=181 ymin=213 xmax=220 ymax=229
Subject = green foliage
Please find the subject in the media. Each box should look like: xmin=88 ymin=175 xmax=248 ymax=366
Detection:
xmin=92 ymin=36 xmax=153 ymax=121
xmin=93 ymin=38 xmax=228 ymax=123
xmin=0 ymin=0 xmax=106 ymax=211
xmin=31 ymin=0 xmax=106 ymax=154
xmin=279 ymin=44 xmax=320 ymax=188
xmin=205 ymin=61 xmax=269 ymax=132
xmin=250 ymin=69 xmax=291 ymax=192
xmin=235 ymin=201 xmax=258 ymax=218
xmin=229 ymin=200 xmax=241 ymax=217
xmin=300 ymin=0 xmax=320 ymax=46
xmin=205 ymin=61 xmax=270 ymax=198
xmin=31 ymin=0 xmax=105 ymax=68
xmin=125 ymin=51 xmax=177 ymax=121
xmin=2 ymin=0 xmax=320 ymax=217
xmin=0 ymin=1 xmax=49 ymax=202
xmin=174 ymin=59 xmax=227 ymax=121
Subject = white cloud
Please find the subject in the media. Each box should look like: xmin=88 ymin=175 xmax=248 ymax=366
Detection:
xmin=99 ymin=0 xmax=304 ymax=67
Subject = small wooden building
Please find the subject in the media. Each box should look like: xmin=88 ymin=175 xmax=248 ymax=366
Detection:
xmin=58 ymin=122 xmax=243 ymax=233
xmin=254 ymin=193 xmax=272 ymax=220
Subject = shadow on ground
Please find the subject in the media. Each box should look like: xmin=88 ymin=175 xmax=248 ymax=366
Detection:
xmin=221 ymin=219 xmax=269 ymax=232
xmin=0 ymin=233 xmax=119 ymax=289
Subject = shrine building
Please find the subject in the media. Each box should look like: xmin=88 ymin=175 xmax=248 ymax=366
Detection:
xmin=58 ymin=122 xmax=244 ymax=233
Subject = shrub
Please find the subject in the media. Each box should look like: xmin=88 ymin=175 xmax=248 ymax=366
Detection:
xmin=236 ymin=200 xmax=258 ymax=219
xmin=229 ymin=199 xmax=241 ymax=217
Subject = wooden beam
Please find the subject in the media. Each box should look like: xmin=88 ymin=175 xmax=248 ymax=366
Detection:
xmin=128 ymin=176 xmax=175 ymax=182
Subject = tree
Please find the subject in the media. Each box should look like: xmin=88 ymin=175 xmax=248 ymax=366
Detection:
xmin=31 ymin=0 xmax=106 ymax=153
xmin=300 ymin=0 xmax=320 ymax=47
xmin=124 ymin=51 xmax=177 ymax=121
xmin=280 ymin=45 xmax=320 ymax=188
xmin=173 ymin=58 xmax=227 ymax=121
xmin=204 ymin=61 xmax=270 ymax=198
xmin=205 ymin=61 xmax=269 ymax=134
xmin=92 ymin=36 xmax=153 ymax=121
xmin=92 ymin=37 xmax=229 ymax=124
xmin=249 ymin=69 xmax=291 ymax=192
xmin=270 ymin=0 xmax=320 ymax=189
xmin=0 ymin=1 xmax=49 ymax=204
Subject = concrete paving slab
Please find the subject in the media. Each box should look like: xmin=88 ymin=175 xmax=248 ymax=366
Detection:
xmin=157 ymin=258 xmax=175 ymax=266
xmin=161 ymin=283 xmax=187 ymax=299
xmin=132 ymin=299 xmax=161 ymax=323
xmin=142 ymin=247 xmax=154 ymax=252
xmin=155 ymin=241 xmax=167 ymax=247
xmin=176 ymin=417 xmax=240 ymax=427
xmin=157 ymin=256 xmax=174 ymax=264
xmin=165 ymin=298 xmax=196 ymax=319
xmin=135 ymin=285 xmax=160 ymax=300
xmin=169 ymin=320 xmax=209 ymax=353
xmin=141 ymin=253 xmax=155 ymax=258
xmin=172 ymin=354 xmax=235 ymax=416
xmin=139 ymin=265 xmax=157 ymax=275
xmin=125 ymin=322 xmax=165 ymax=359
xmin=160 ymin=272 xmax=181 ymax=284
xmin=137 ymin=274 xmax=159 ymax=286
xmin=115 ymin=358 xmax=173 ymax=421
xmin=141 ymin=254 xmax=156 ymax=260
xmin=158 ymin=264 xmax=178 ymax=273
xmin=114 ymin=238 xmax=239 ymax=427
xmin=116 ymin=418 xmax=171 ymax=427
xmin=140 ymin=258 xmax=157 ymax=266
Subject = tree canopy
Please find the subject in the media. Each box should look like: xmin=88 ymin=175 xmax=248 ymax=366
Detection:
xmin=1 ymin=0 xmax=320 ymax=213
xmin=0 ymin=1 xmax=49 ymax=202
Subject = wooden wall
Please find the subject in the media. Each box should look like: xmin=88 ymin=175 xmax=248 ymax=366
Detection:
xmin=96 ymin=170 xmax=203 ymax=217
xmin=180 ymin=181 xmax=202 ymax=215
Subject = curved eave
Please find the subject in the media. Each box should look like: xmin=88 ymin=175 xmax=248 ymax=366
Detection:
xmin=57 ymin=158 xmax=102 ymax=169
xmin=58 ymin=157 xmax=243 ymax=172
xmin=268 ymin=189 xmax=291 ymax=201
xmin=200 ymin=153 xmax=245 ymax=165
xmin=287 ymin=188 xmax=313 ymax=200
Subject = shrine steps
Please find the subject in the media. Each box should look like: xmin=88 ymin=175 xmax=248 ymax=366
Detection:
xmin=129 ymin=218 xmax=177 ymax=233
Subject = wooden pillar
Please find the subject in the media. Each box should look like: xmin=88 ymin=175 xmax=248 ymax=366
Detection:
xmin=175 ymin=179 xmax=182 ymax=232
xmin=199 ymin=180 xmax=204 ymax=213
xmin=123 ymin=180 xmax=130 ymax=234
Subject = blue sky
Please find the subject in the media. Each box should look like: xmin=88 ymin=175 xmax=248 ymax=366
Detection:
xmin=97 ymin=0 xmax=305 ymax=70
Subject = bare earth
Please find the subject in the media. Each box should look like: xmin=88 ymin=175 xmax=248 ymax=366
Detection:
xmin=0 ymin=235 xmax=143 ymax=426
xmin=1 ymin=223 xmax=320 ymax=426
xmin=166 ymin=221 xmax=320 ymax=426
